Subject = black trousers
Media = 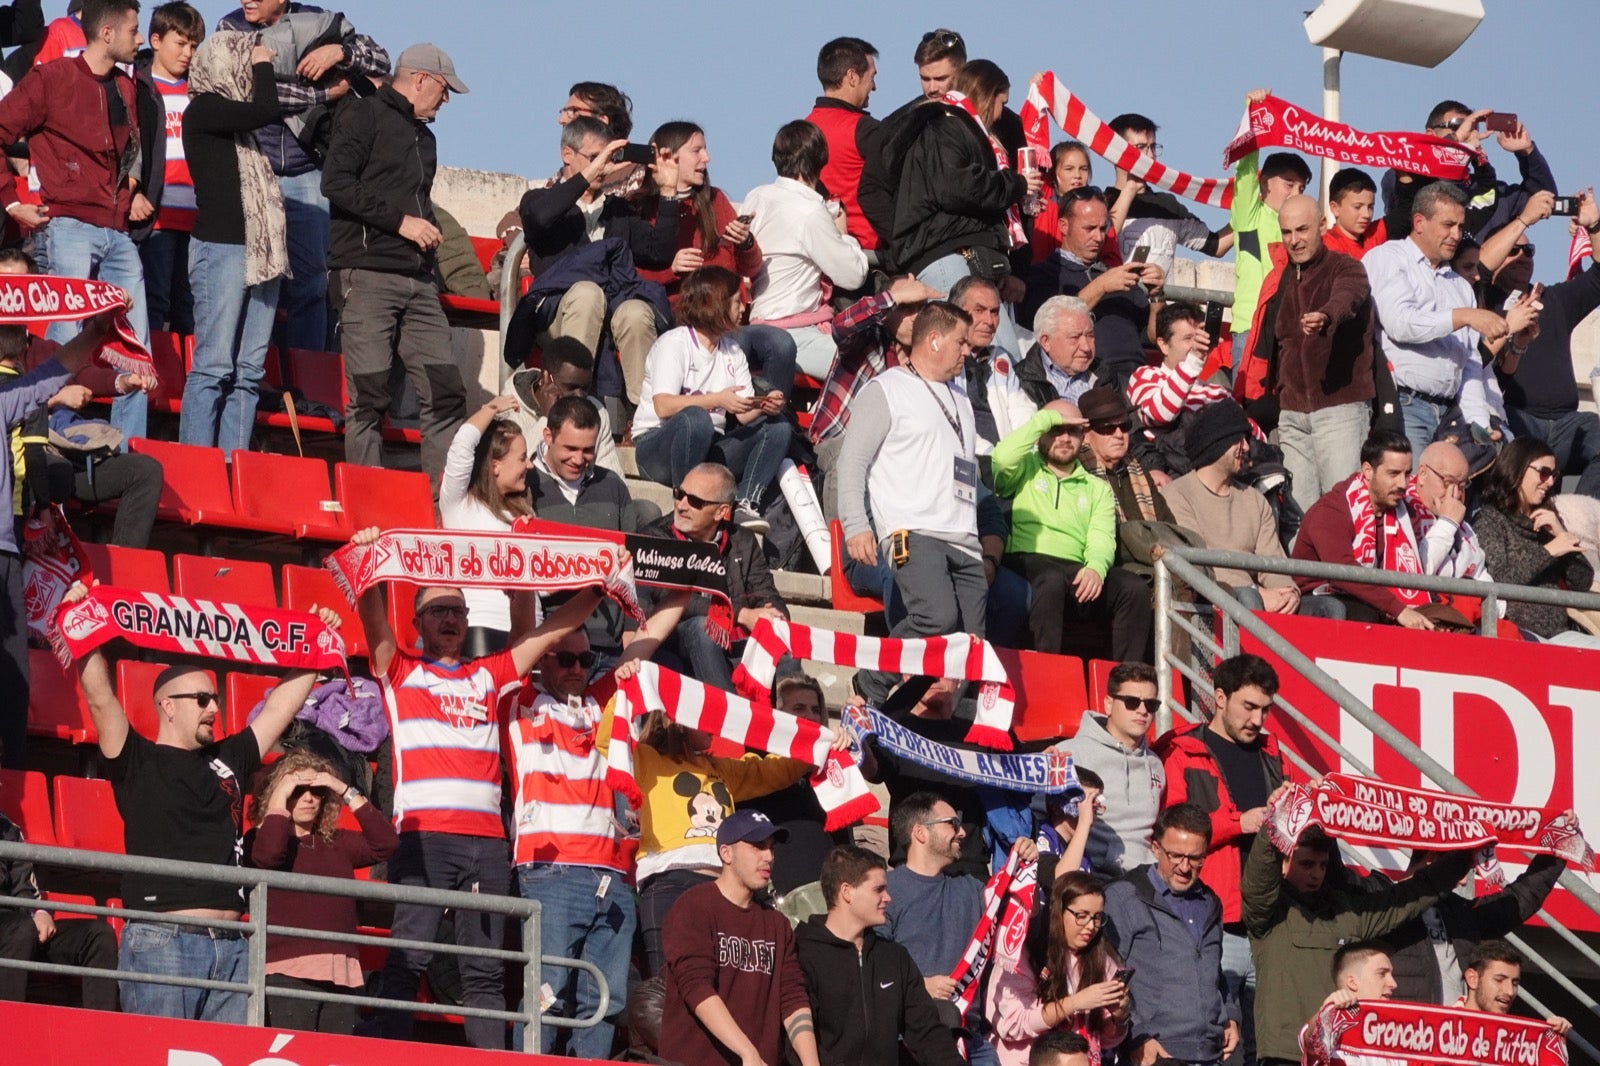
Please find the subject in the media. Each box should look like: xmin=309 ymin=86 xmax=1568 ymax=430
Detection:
xmin=1006 ymin=552 xmax=1153 ymax=663
xmin=0 ymin=550 xmax=26 ymax=770
xmin=0 ymin=912 xmax=119 ymax=1011
xmin=266 ymin=972 xmax=357 ymax=1035
xmin=45 ymin=452 xmax=163 ymax=549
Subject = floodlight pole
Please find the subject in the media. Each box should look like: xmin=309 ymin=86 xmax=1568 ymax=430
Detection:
xmin=1321 ymin=47 xmax=1342 ymax=214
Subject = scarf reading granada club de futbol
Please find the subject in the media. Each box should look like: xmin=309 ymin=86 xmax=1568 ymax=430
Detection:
xmin=607 ymin=661 xmax=876 ymax=830
xmin=0 ymin=275 xmax=153 ymax=375
xmin=50 ymin=584 xmax=348 ymax=671
xmin=1301 ymin=999 xmax=1568 ymax=1066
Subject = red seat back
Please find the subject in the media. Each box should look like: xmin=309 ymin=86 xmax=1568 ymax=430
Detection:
xmin=0 ymin=768 xmax=56 ymax=846
xmin=231 ymin=450 xmax=348 ymax=538
xmin=387 ymin=579 xmax=422 ymax=653
xmin=225 ymin=671 xmax=280 ymax=740
xmin=79 ymin=542 xmax=170 ymax=593
xmin=52 ymin=776 xmax=125 ymax=854
xmin=282 ymin=564 xmax=367 ymax=658
xmin=469 ymin=236 xmax=499 ymax=274
xmin=829 ymin=520 xmax=884 ymax=613
xmin=27 ymin=648 xmax=95 ymax=745
xmin=129 ymin=438 xmax=236 ymax=526
xmin=144 ymin=330 xmax=189 ymax=413
xmin=172 ymin=554 xmax=279 ymax=608
xmin=998 ymin=648 xmax=1089 ymax=743
xmin=335 ymin=462 xmax=437 ymax=532
xmin=285 ymin=348 xmax=348 ymax=412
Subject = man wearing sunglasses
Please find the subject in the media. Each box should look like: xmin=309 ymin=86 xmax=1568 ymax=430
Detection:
xmin=1381 ymin=99 xmax=1555 ymax=244
xmin=1066 ymin=661 xmax=1165 ymax=876
xmin=347 ymin=525 xmax=606 ymax=1050
xmin=640 ymin=462 xmax=788 ymax=693
xmin=73 ymin=597 xmax=344 ymax=1024
xmin=1103 ymin=803 xmax=1238 ymax=1066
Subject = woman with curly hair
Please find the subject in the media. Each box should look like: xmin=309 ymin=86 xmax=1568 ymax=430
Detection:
xmin=246 ymin=751 xmax=398 ymax=1033
xmin=987 ymin=870 xmax=1130 ymax=1066
xmin=441 ymin=394 xmax=534 ymax=655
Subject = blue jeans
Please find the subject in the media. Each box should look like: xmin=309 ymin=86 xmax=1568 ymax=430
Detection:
xmin=517 ymin=863 xmax=636 ymax=1058
xmin=118 ymin=920 xmax=247 ymax=1023
xmin=1234 ymin=585 xmax=1346 ymax=619
xmin=1508 ymin=407 xmax=1600 ymax=498
xmin=1222 ymin=928 xmax=1257 ymax=1066
xmin=1396 ymin=389 xmax=1450 ymax=461
xmin=916 ymin=252 xmax=1021 ymax=360
xmin=634 ymin=407 xmax=792 ymax=508
xmin=278 ymin=169 xmax=330 ymax=350
xmin=36 ymin=215 xmax=149 ymax=443
xmin=730 ymin=324 xmax=798 ymax=402
xmin=181 ymin=239 xmax=281 ymax=459
xmin=139 ymin=227 xmax=193 ymax=334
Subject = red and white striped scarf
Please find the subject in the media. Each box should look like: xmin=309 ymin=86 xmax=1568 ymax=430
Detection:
xmin=942 ymin=90 xmax=1027 ymax=249
xmin=1569 ymin=228 xmax=1592 ymax=281
xmin=607 ymin=662 xmax=877 ymax=831
xmin=1344 ymin=475 xmax=1427 ymax=570
xmin=951 ymin=842 xmax=1036 ymax=1029
xmin=51 ymin=584 xmax=348 ymax=670
xmin=733 ymin=617 xmax=1016 ymax=750
xmin=1020 ymin=71 xmax=1233 ymax=209
xmin=0 ymin=275 xmax=153 ymax=375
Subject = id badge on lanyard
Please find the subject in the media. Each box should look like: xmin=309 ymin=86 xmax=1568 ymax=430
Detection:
xmin=953 ymin=455 xmax=978 ymax=505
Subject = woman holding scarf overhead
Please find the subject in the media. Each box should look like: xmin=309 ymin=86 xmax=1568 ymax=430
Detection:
xmin=885 ymin=59 xmax=1041 ymax=360
xmin=178 ymin=31 xmax=288 ymax=459
xmin=987 ymin=870 xmax=1130 ymax=1066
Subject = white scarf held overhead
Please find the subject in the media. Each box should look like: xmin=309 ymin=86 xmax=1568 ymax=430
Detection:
xmin=733 ymin=617 xmax=1017 ymax=750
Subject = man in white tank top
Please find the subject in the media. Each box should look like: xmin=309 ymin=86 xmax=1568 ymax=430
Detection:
xmin=836 ymin=301 xmax=985 ymax=703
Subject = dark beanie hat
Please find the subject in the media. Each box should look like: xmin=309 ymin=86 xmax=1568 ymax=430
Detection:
xmin=1186 ymin=400 xmax=1252 ymax=469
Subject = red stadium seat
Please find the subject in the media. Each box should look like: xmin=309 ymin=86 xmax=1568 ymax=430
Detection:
xmin=118 ymin=661 xmax=218 ymax=741
xmin=284 ymin=348 xmax=348 ymax=412
xmin=439 ymin=237 xmax=502 ymax=325
xmin=829 ymin=520 xmax=884 ymax=613
xmin=27 ymin=649 xmax=96 ymax=745
xmin=282 ymin=564 xmax=367 ymax=658
xmin=143 ymin=330 xmax=189 ymax=414
xmin=998 ymin=648 xmax=1089 ymax=743
xmin=335 ymin=462 xmax=436 ymax=532
xmin=79 ymin=542 xmax=170 ymax=593
xmin=52 ymin=776 xmax=124 ymax=854
xmin=0 ymin=768 xmax=56 ymax=846
xmin=225 ymin=671 xmax=280 ymax=740
xmin=129 ymin=438 xmax=291 ymax=534
xmin=172 ymin=554 xmax=279 ymax=608
xmin=386 ymin=579 xmax=422 ymax=653
xmin=230 ymin=450 xmax=350 ymax=540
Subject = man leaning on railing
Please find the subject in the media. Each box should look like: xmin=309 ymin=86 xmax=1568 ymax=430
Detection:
xmin=72 ymin=589 xmax=344 ymax=1025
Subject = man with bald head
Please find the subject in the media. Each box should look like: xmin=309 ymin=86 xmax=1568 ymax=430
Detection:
xmin=993 ymin=397 xmax=1152 ymax=660
xmin=349 ymin=525 xmax=606 ymax=1048
xmin=74 ymin=595 xmax=344 ymax=1022
xmin=1267 ymin=193 xmax=1377 ymax=514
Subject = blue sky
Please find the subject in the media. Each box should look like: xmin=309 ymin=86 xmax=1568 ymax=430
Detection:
xmin=281 ymin=0 xmax=1590 ymax=281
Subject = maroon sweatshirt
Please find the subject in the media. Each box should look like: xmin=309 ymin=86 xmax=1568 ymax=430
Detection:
xmin=661 ymin=879 xmax=810 ymax=1066
xmin=246 ymin=802 xmax=398 ymax=966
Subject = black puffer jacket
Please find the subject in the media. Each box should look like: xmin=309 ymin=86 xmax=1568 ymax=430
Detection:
xmin=322 ymin=85 xmax=438 ymax=277
xmin=884 ymin=100 xmax=1023 ymax=277
xmin=794 ymin=915 xmax=964 ymax=1066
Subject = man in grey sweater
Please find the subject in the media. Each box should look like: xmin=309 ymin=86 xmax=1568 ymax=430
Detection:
xmin=1067 ymin=661 xmax=1166 ymax=875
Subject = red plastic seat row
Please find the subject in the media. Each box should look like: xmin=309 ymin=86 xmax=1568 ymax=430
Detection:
xmin=130 ymin=438 xmax=436 ymax=540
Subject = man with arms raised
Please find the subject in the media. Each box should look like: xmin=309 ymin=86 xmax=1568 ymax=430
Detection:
xmin=1457 ymin=940 xmax=1570 ymax=1036
xmin=75 ymin=594 xmax=342 ymax=1022
xmin=796 ymin=844 xmax=963 ymax=1066
xmin=349 ymin=525 xmax=603 ymax=1050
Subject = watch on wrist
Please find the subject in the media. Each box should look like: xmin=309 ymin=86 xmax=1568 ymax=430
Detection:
xmin=342 ymin=785 xmax=362 ymax=803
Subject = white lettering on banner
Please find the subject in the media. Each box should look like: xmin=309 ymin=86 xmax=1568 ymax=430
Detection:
xmin=1400 ymin=669 xmax=1557 ymax=809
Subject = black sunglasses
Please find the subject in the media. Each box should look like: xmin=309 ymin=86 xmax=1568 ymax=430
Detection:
xmin=167 ymin=691 xmax=219 ymax=709
xmin=674 ymin=487 xmax=728 ymax=510
xmin=1061 ymin=185 xmax=1107 ymax=206
xmin=550 ymin=650 xmax=598 ymax=669
xmin=1505 ymin=243 xmax=1535 ymax=258
xmin=1111 ymin=694 xmax=1161 ymax=714
xmin=920 ymin=30 xmax=963 ymax=48
xmin=1430 ymin=117 xmax=1467 ymax=132
xmin=1091 ymin=420 xmax=1133 ymax=435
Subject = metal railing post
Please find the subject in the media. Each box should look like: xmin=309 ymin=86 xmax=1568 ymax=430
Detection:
xmin=523 ymin=898 xmax=542 ymax=1055
xmin=1479 ymin=589 xmax=1500 ymax=637
xmin=247 ymin=882 xmax=269 ymax=1027
xmin=497 ymin=231 xmax=527 ymax=392
xmin=1153 ymin=557 xmax=1174 ymax=734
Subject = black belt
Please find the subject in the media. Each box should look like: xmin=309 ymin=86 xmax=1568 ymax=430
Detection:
xmin=139 ymin=919 xmax=247 ymax=940
xmin=1397 ymin=385 xmax=1457 ymax=407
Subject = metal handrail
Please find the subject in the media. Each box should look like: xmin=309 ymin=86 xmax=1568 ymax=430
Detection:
xmin=0 ymin=839 xmax=609 ymax=1051
xmin=498 ymin=230 xmax=528 ymax=391
xmin=1153 ymin=549 xmax=1600 ymax=1059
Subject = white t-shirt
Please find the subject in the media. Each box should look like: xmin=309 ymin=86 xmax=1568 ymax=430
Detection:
xmin=631 ymin=325 xmax=754 ymax=436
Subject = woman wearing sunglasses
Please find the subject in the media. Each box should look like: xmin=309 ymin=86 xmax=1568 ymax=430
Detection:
xmin=987 ymin=870 xmax=1130 ymax=1066
xmin=1475 ymin=437 xmax=1598 ymax=644
xmin=440 ymin=394 xmax=534 ymax=655
xmin=246 ymin=751 xmax=398 ymax=1034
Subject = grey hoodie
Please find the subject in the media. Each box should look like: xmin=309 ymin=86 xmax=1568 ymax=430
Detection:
xmin=1067 ymin=709 xmax=1165 ymax=875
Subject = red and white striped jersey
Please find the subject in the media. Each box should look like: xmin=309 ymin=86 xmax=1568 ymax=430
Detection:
xmin=151 ymin=75 xmax=194 ymax=232
xmin=382 ymin=648 xmax=523 ymax=838
xmin=1128 ymin=354 xmax=1267 ymax=440
xmin=506 ymin=689 xmax=633 ymax=873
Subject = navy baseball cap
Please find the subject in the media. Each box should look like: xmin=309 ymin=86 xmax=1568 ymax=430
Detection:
xmin=716 ymin=809 xmax=789 ymax=848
